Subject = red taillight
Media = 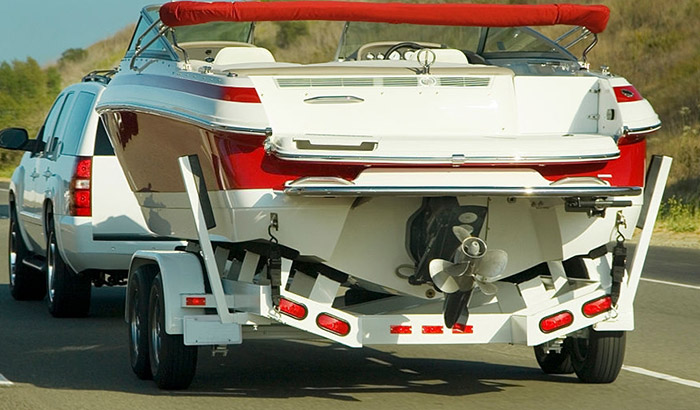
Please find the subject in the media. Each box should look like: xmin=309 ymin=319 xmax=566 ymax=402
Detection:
xmin=185 ymin=296 xmax=207 ymax=306
xmin=279 ymin=298 xmax=308 ymax=320
xmin=613 ymin=85 xmax=643 ymax=103
xmin=421 ymin=325 xmax=444 ymax=334
xmin=583 ymin=296 xmax=612 ymax=318
xmin=539 ymin=311 xmax=573 ymax=333
xmin=317 ymin=313 xmax=350 ymax=336
xmin=390 ymin=325 xmax=412 ymax=334
xmin=70 ymin=157 xmax=92 ymax=217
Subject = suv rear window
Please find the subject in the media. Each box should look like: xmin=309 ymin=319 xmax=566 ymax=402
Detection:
xmin=61 ymin=91 xmax=95 ymax=155
xmin=93 ymin=119 xmax=115 ymax=156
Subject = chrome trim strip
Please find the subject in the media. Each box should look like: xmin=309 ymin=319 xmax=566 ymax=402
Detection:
xmin=268 ymin=149 xmax=621 ymax=165
xmin=96 ymin=103 xmax=271 ymax=136
xmin=626 ymin=123 xmax=662 ymax=135
xmin=283 ymin=185 xmax=642 ymax=198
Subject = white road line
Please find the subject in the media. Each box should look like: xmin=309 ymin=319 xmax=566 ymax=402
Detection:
xmin=640 ymin=277 xmax=700 ymax=290
xmin=0 ymin=373 xmax=13 ymax=386
xmin=623 ymin=366 xmax=700 ymax=389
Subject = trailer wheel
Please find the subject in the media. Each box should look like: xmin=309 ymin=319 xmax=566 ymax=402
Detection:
xmin=128 ymin=266 xmax=156 ymax=380
xmin=8 ymin=204 xmax=45 ymax=300
xmin=148 ymin=273 xmax=197 ymax=390
xmin=46 ymin=221 xmax=91 ymax=317
xmin=570 ymin=327 xmax=626 ymax=383
xmin=534 ymin=342 xmax=574 ymax=374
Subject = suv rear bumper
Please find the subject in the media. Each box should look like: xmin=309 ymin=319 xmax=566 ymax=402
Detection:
xmin=56 ymin=216 xmax=182 ymax=274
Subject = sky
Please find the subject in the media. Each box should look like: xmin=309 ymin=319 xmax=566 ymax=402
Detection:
xmin=0 ymin=0 xmax=163 ymax=65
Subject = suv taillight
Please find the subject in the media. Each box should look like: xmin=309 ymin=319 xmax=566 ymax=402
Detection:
xmin=70 ymin=157 xmax=92 ymax=217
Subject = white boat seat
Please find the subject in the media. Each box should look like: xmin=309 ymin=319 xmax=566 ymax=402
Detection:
xmin=406 ymin=48 xmax=469 ymax=65
xmin=213 ymin=47 xmax=276 ymax=65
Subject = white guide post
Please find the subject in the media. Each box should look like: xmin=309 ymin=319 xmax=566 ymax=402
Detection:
xmin=618 ymin=155 xmax=672 ymax=310
xmin=178 ymin=155 xmax=236 ymax=324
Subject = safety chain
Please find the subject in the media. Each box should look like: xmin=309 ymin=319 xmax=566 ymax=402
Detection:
xmin=610 ymin=211 xmax=627 ymax=306
xmin=267 ymin=213 xmax=282 ymax=306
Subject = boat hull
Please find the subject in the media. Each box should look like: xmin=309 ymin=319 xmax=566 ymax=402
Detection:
xmin=101 ymin=109 xmax=644 ymax=299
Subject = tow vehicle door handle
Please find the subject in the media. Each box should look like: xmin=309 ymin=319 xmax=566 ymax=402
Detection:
xmin=43 ymin=169 xmax=53 ymax=179
xmin=30 ymin=169 xmax=39 ymax=180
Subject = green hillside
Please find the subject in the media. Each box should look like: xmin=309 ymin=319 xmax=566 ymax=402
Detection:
xmin=1 ymin=0 xmax=698 ymax=230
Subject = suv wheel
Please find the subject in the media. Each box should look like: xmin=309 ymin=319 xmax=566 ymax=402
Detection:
xmin=8 ymin=203 xmax=45 ymax=300
xmin=46 ymin=215 xmax=91 ymax=317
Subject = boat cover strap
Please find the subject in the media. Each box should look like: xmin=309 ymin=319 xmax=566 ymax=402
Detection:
xmin=160 ymin=1 xmax=610 ymax=34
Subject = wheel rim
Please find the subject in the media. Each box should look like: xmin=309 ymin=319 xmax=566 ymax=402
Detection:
xmin=47 ymin=236 xmax=57 ymax=303
xmin=150 ymin=291 xmax=162 ymax=370
xmin=9 ymin=223 xmax=17 ymax=288
xmin=130 ymin=288 xmax=140 ymax=358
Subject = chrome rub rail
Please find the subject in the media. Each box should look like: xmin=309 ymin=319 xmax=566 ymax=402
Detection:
xmin=283 ymin=184 xmax=642 ymax=198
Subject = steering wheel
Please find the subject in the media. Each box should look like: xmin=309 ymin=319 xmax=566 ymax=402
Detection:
xmin=384 ymin=42 xmax=430 ymax=60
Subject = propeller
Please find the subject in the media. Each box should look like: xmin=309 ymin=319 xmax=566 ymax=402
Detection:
xmin=429 ymin=229 xmax=507 ymax=296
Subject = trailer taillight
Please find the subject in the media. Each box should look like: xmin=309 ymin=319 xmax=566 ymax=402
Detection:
xmin=279 ymin=298 xmax=308 ymax=320
xmin=582 ymin=296 xmax=612 ymax=318
xmin=539 ymin=311 xmax=573 ymax=333
xmin=317 ymin=313 xmax=350 ymax=336
xmin=70 ymin=157 xmax=92 ymax=217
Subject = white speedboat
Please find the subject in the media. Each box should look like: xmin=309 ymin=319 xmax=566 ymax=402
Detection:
xmin=97 ymin=1 xmax=661 ymax=327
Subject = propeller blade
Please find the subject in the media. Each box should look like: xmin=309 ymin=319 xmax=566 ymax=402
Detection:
xmin=452 ymin=225 xmax=473 ymax=242
xmin=429 ymin=259 xmax=476 ymax=293
xmin=429 ymin=259 xmax=461 ymax=293
xmin=476 ymin=280 xmax=499 ymax=296
xmin=477 ymin=249 xmax=508 ymax=280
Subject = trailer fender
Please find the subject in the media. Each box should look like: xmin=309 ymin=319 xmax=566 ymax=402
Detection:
xmin=127 ymin=250 xmax=206 ymax=335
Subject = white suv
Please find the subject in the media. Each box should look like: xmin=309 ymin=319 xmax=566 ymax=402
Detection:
xmin=0 ymin=71 xmax=179 ymax=317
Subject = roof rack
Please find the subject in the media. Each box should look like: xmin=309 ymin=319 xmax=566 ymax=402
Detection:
xmin=82 ymin=69 xmax=117 ymax=84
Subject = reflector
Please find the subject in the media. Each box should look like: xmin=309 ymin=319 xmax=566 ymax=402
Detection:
xmin=421 ymin=325 xmax=444 ymax=334
xmin=185 ymin=296 xmax=207 ymax=306
xmin=390 ymin=325 xmax=412 ymax=334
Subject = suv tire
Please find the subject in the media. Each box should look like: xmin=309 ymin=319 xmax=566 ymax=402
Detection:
xmin=46 ymin=215 xmax=91 ymax=317
xmin=8 ymin=203 xmax=46 ymax=300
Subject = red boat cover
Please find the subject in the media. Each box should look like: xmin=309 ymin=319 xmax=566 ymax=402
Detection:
xmin=160 ymin=1 xmax=610 ymax=34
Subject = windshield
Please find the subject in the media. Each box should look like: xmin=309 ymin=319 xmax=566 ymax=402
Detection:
xmin=337 ymin=22 xmax=577 ymax=64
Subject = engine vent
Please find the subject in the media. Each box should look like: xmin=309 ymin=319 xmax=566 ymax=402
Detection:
xmin=438 ymin=77 xmax=491 ymax=87
xmin=276 ymin=76 xmax=490 ymax=88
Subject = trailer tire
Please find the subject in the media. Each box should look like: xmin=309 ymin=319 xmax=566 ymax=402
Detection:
xmin=570 ymin=327 xmax=626 ymax=383
xmin=128 ymin=266 xmax=156 ymax=380
xmin=8 ymin=204 xmax=46 ymax=300
xmin=46 ymin=221 xmax=91 ymax=317
xmin=534 ymin=343 xmax=574 ymax=374
xmin=149 ymin=273 xmax=197 ymax=390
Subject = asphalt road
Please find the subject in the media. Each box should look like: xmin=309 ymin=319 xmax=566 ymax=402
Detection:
xmin=0 ymin=185 xmax=699 ymax=409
